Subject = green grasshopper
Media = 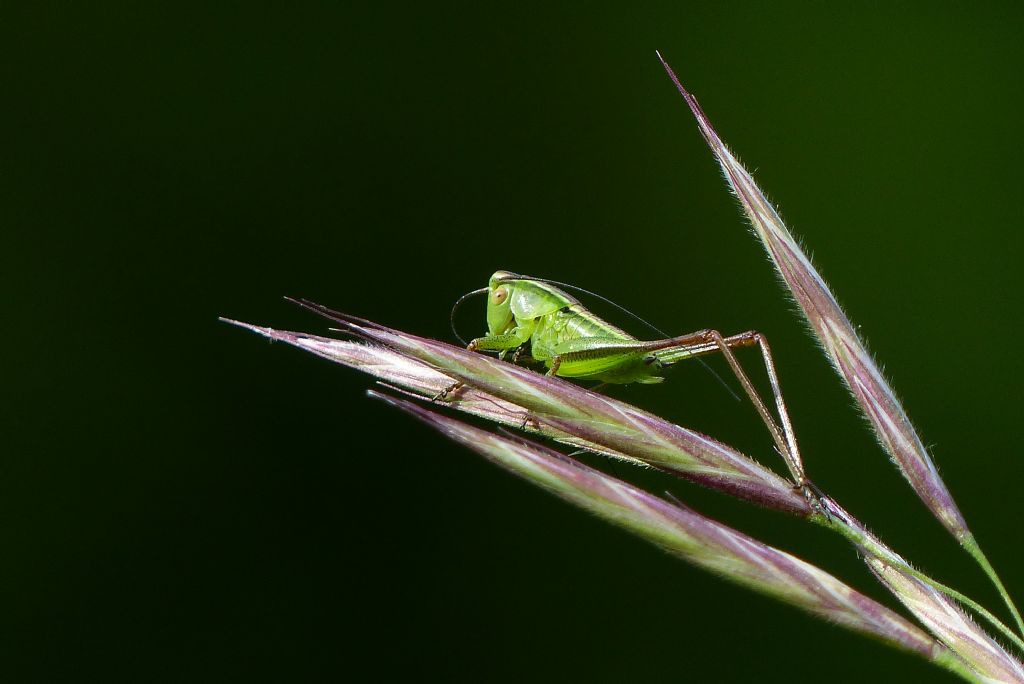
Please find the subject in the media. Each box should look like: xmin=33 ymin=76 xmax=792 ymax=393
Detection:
xmin=446 ymin=270 xmax=808 ymax=493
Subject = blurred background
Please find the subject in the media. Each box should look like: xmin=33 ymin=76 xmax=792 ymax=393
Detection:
xmin=5 ymin=3 xmax=1024 ymax=681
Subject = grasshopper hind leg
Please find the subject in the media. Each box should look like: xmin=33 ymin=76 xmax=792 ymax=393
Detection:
xmin=654 ymin=329 xmax=813 ymax=502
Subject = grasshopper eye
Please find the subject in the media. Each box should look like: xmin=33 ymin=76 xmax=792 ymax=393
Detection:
xmin=491 ymin=286 xmax=509 ymax=306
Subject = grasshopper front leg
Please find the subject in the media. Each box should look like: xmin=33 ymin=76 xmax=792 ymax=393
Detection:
xmin=466 ymin=318 xmax=537 ymax=354
xmin=434 ymin=321 xmax=538 ymax=402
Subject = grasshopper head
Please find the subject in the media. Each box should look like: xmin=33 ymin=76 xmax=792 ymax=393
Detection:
xmin=486 ymin=270 xmax=518 ymax=335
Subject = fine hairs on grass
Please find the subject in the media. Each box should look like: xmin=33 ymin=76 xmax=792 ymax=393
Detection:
xmin=225 ymin=56 xmax=1024 ymax=683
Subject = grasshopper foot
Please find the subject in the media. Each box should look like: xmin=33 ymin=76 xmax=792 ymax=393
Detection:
xmin=433 ymin=381 xmax=465 ymax=402
xmin=518 ymin=410 xmax=542 ymax=433
xmin=798 ymin=479 xmax=830 ymax=520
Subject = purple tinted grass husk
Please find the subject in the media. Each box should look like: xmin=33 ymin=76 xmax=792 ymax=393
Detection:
xmin=370 ymin=391 xmax=975 ymax=679
xmin=223 ymin=315 xmax=805 ymax=513
xmin=226 ymin=313 xmax=1024 ymax=681
xmin=655 ymin=51 xmax=1023 ymax=637
xmin=275 ymin=300 xmax=811 ymax=516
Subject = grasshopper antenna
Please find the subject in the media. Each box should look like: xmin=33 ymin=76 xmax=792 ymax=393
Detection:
xmin=449 ymin=287 xmax=489 ymax=346
xmin=517 ymin=274 xmax=741 ymax=402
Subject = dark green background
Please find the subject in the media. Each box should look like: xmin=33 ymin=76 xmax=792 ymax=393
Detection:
xmin=6 ymin=3 xmax=1024 ymax=682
